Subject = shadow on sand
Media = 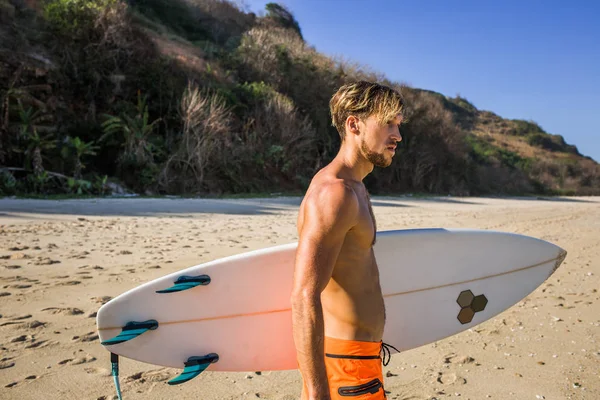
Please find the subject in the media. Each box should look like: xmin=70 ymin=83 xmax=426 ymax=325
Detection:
xmin=1 ymin=195 xmax=595 ymax=219
xmin=514 ymin=196 xmax=598 ymax=203
xmin=374 ymin=196 xmax=482 ymax=206
xmin=0 ymin=197 xmax=304 ymax=218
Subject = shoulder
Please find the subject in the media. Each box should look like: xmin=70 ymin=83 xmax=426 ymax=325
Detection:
xmin=303 ymin=179 xmax=360 ymax=229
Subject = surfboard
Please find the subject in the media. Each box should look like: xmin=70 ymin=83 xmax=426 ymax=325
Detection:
xmin=96 ymin=228 xmax=566 ymax=379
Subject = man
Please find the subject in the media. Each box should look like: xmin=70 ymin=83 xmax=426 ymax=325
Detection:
xmin=291 ymin=81 xmax=404 ymax=400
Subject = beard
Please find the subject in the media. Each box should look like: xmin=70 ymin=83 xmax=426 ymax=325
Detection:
xmin=361 ymin=137 xmax=392 ymax=168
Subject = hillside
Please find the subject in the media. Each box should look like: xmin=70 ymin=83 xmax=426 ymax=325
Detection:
xmin=1 ymin=0 xmax=598 ymax=197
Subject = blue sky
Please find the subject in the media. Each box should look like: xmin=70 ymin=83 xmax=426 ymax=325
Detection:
xmin=242 ymin=0 xmax=599 ymax=162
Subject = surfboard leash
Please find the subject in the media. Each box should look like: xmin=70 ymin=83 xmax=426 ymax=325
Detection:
xmin=111 ymin=352 xmax=123 ymax=400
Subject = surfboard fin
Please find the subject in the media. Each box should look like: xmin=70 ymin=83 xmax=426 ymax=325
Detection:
xmin=168 ymin=353 xmax=219 ymax=385
xmin=156 ymin=274 xmax=211 ymax=294
xmin=101 ymin=320 xmax=159 ymax=346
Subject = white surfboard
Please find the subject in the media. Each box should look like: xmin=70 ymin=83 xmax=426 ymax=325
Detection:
xmin=96 ymin=229 xmax=566 ymax=373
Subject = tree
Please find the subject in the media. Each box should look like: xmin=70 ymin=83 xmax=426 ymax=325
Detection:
xmin=100 ymin=91 xmax=161 ymax=170
xmin=22 ymin=129 xmax=56 ymax=176
xmin=265 ymin=3 xmax=302 ymax=39
xmin=62 ymin=137 xmax=99 ymax=179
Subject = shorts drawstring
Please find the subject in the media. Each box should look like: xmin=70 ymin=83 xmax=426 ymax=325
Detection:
xmin=380 ymin=342 xmax=400 ymax=366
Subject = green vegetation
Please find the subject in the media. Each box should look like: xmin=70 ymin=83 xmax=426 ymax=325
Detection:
xmin=0 ymin=0 xmax=597 ymax=198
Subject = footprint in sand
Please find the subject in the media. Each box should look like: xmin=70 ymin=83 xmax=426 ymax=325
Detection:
xmin=3 ymin=276 xmax=39 ymax=285
xmin=23 ymin=320 xmax=47 ymax=329
xmin=1 ymin=252 xmax=30 ymax=260
xmin=125 ymin=368 xmax=172 ymax=383
xmin=71 ymin=251 xmax=90 ymax=259
xmin=84 ymin=367 xmax=111 ymax=376
xmin=9 ymin=334 xmax=50 ymax=349
xmin=11 ymin=314 xmax=32 ymax=321
xmin=8 ymin=246 xmax=29 ymax=251
xmin=10 ymin=334 xmax=29 ymax=343
xmin=10 ymin=284 xmax=32 ymax=289
xmin=91 ymin=296 xmax=112 ymax=305
xmin=25 ymin=339 xmax=49 ymax=349
xmin=58 ymin=354 xmax=96 ymax=366
xmin=42 ymin=307 xmax=84 ymax=316
xmin=79 ymin=265 xmax=104 ymax=271
xmin=77 ymin=271 xmax=94 ymax=279
xmin=436 ymin=372 xmax=466 ymax=385
xmin=5 ymin=374 xmax=41 ymax=388
xmin=72 ymin=332 xmax=99 ymax=342
xmin=0 ymin=315 xmax=31 ymax=326
xmin=56 ymin=280 xmax=81 ymax=286
xmin=32 ymin=257 xmax=60 ymax=265
xmin=0 ymin=358 xmax=15 ymax=369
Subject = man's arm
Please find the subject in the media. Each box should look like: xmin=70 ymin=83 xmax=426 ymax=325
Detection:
xmin=291 ymin=182 xmax=359 ymax=400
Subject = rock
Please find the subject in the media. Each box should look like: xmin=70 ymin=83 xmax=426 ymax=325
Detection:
xmin=107 ymin=181 xmax=135 ymax=196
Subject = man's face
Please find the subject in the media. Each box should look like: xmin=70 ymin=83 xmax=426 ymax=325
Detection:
xmin=359 ymin=114 xmax=403 ymax=168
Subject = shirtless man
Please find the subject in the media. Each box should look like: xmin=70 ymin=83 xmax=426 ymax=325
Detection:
xmin=291 ymin=81 xmax=404 ymax=400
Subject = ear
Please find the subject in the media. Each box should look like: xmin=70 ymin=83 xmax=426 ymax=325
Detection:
xmin=346 ymin=115 xmax=361 ymax=136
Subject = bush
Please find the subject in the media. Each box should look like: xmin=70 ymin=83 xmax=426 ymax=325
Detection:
xmin=0 ymin=170 xmax=17 ymax=196
xmin=265 ymin=3 xmax=302 ymax=39
xmin=511 ymin=119 xmax=544 ymax=136
xmin=43 ymin=0 xmax=117 ymax=37
xmin=229 ymin=84 xmax=316 ymax=188
xmin=130 ymin=0 xmax=211 ymax=42
xmin=527 ymin=132 xmax=581 ymax=155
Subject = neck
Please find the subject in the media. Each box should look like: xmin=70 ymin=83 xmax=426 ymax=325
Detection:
xmin=334 ymin=140 xmax=374 ymax=181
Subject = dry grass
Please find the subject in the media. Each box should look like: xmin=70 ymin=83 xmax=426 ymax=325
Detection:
xmin=473 ymin=115 xmax=581 ymax=163
xmin=158 ymin=81 xmax=232 ymax=193
xmin=145 ymin=30 xmax=209 ymax=75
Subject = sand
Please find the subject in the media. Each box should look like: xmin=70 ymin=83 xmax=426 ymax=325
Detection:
xmin=0 ymin=195 xmax=598 ymax=400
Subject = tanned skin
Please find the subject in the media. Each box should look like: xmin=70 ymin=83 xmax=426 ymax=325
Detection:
xmin=291 ymin=113 xmax=403 ymax=400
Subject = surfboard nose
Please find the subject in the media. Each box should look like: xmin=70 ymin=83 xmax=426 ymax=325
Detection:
xmin=550 ymin=248 xmax=567 ymax=277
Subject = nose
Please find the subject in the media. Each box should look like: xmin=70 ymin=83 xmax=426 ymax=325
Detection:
xmin=393 ymin=127 xmax=402 ymax=143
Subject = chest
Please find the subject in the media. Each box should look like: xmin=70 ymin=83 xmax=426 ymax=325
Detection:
xmin=352 ymin=193 xmax=377 ymax=247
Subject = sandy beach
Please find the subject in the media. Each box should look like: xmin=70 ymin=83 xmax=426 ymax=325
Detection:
xmin=1 ymin=196 xmax=598 ymax=400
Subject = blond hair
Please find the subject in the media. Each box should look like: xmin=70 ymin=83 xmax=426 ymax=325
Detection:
xmin=329 ymin=81 xmax=404 ymax=140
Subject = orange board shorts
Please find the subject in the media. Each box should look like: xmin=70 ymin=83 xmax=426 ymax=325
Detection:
xmin=301 ymin=336 xmax=387 ymax=399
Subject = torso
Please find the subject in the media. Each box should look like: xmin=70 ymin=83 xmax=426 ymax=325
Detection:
xmin=297 ymin=169 xmax=386 ymax=342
